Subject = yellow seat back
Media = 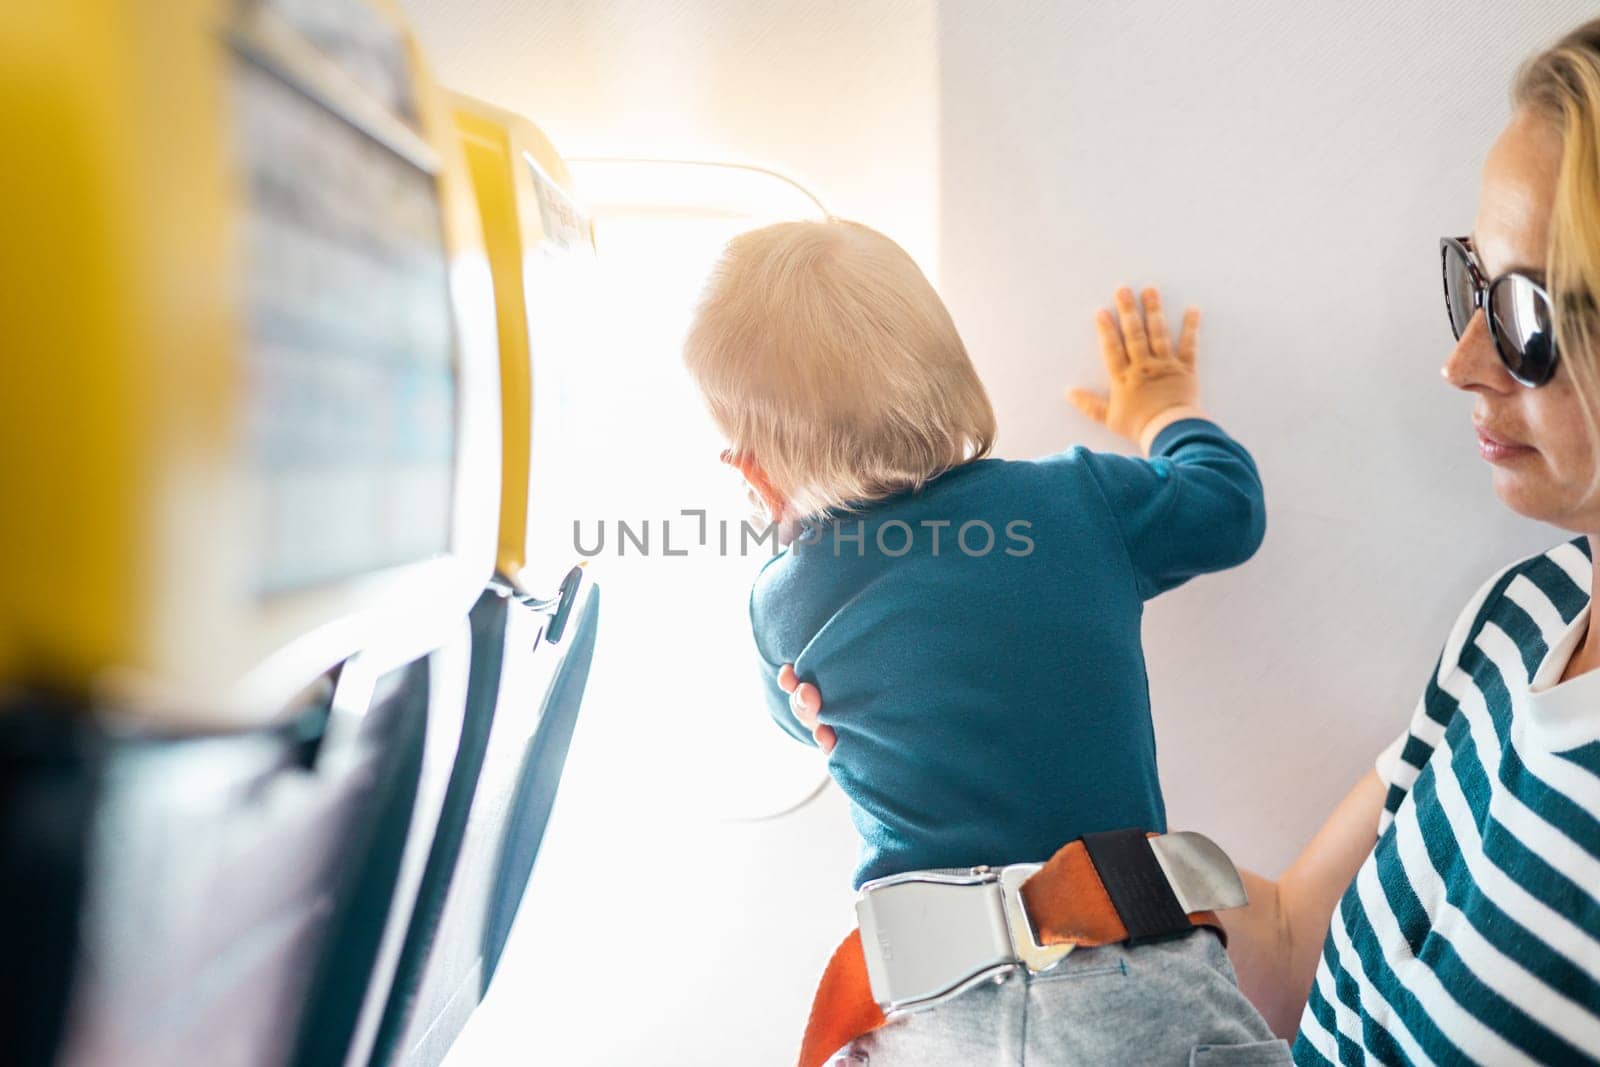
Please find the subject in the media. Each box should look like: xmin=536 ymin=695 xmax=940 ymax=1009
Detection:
xmin=451 ymin=94 xmax=595 ymax=591
xmin=0 ymin=0 xmax=501 ymax=724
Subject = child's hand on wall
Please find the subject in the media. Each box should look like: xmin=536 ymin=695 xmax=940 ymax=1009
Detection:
xmin=1067 ymin=287 xmax=1207 ymax=456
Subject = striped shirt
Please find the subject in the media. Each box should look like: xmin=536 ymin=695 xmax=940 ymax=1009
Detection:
xmin=1295 ymin=537 xmax=1600 ymax=1065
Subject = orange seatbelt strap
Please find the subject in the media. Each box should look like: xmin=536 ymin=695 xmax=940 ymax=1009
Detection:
xmin=796 ymin=836 xmax=1226 ymax=1067
xmin=797 ymin=930 xmax=888 ymax=1067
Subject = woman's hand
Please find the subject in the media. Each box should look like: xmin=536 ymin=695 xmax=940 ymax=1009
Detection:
xmin=776 ymin=664 xmax=833 ymax=753
xmin=1068 ymin=287 xmax=1206 ymax=455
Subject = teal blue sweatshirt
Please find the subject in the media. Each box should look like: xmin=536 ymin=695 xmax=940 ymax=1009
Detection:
xmin=749 ymin=419 xmax=1265 ymax=888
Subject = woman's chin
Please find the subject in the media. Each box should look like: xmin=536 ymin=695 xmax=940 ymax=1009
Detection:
xmin=1491 ymin=467 xmax=1558 ymax=523
xmin=1491 ymin=467 xmax=1597 ymax=531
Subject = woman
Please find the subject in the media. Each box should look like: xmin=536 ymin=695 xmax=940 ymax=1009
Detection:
xmin=776 ymin=19 xmax=1600 ymax=1063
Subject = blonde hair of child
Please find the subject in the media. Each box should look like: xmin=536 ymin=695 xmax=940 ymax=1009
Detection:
xmin=685 ymin=219 xmax=996 ymax=519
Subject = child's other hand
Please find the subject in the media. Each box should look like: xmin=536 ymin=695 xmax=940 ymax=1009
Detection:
xmin=1067 ymin=287 xmax=1206 ymax=455
xmin=777 ymin=664 xmax=833 ymax=753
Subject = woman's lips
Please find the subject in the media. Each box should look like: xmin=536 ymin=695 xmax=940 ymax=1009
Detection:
xmin=1476 ymin=425 xmax=1536 ymax=464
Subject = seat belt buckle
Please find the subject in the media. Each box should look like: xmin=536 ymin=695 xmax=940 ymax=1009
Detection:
xmin=852 ymin=832 xmax=1248 ymax=1017
xmin=1146 ymin=830 xmax=1250 ymax=914
xmin=853 ymin=865 xmax=1074 ymax=1016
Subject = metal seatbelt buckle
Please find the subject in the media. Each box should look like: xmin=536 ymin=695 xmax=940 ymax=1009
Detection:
xmin=1147 ymin=831 xmax=1250 ymax=913
xmin=853 ymin=832 xmax=1248 ymax=1017
xmin=854 ymin=866 xmax=1074 ymax=1016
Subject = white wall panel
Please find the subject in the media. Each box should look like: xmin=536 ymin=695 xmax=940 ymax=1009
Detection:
xmin=399 ymin=0 xmax=941 ymax=269
xmin=937 ymin=1 xmax=1595 ymax=873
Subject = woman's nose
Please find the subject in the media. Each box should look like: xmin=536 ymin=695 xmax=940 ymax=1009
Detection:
xmin=1441 ymin=309 xmax=1516 ymax=393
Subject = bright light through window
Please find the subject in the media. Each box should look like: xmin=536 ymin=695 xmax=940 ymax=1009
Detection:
xmin=558 ymin=159 xmax=831 ymax=820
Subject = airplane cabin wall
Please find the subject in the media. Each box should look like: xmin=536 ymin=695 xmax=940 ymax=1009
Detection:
xmin=397 ymin=0 xmax=941 ymax=270
xmin=936 ymin=1 xmax=1595 ymax=873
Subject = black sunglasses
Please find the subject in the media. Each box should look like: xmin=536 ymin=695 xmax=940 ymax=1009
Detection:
xmin=1440 ymin=236 xmax=1558 ymax=387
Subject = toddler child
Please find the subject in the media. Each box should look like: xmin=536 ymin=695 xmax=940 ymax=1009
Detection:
xmin=684 ymin=219 xmax=1285 ymax=1066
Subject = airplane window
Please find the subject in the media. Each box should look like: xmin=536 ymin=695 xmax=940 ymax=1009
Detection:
xmin=559 ymin=159 xmax=832 ymax=821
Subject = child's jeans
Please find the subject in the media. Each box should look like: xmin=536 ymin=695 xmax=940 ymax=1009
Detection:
xmin=830 ymin=928 xmax=1291 ymax=1066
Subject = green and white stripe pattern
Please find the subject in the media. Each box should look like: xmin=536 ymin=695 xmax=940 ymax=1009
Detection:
xmin=1295 ymin=538 xmax=1600 ymax=1065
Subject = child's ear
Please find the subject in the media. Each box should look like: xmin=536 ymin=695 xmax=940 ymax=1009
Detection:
xmin=728 ymin=451 xmax=788 ymax=524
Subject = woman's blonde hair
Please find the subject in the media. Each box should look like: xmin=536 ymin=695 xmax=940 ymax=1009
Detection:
xmin=684 ymin=219 xmax=995 ymax=519
xmin=1515 ymin=21 xmax=1600 ymax=444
